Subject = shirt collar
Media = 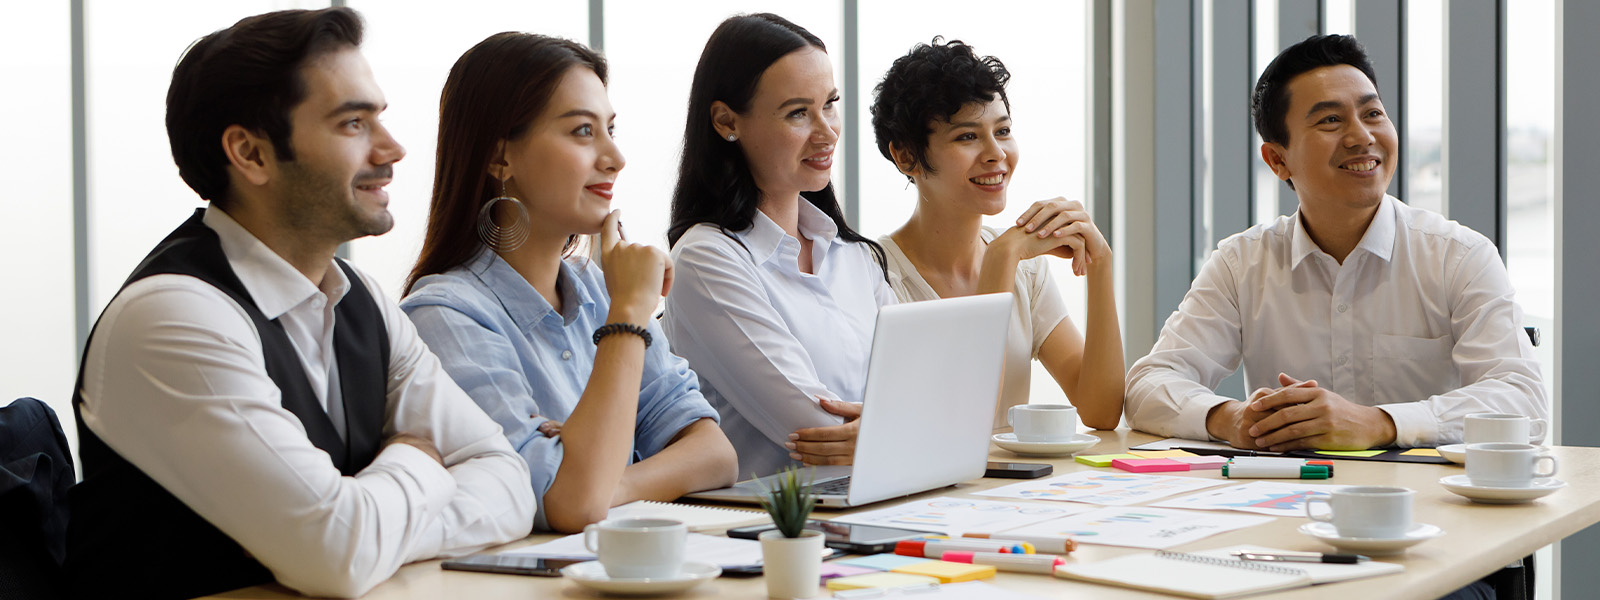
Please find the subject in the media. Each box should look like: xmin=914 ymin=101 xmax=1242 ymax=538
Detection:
xmin=203 ymin=206 xmax=348 ymax=320
xmin=466 ymin=248 xmax=594 ymax=328
xmin=1289 ymin=194 xmax=1398 ymax=270
xmin=737 ymin=199 xmax=840 ymax=265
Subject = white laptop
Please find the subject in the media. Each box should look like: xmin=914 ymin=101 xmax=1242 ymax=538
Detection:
xmin=685 ymin=292 xmax=1011 ymax=508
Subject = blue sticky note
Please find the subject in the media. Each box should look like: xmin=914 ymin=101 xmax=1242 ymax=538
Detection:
xmin=831 ymin=554 xmax=934 ymax=571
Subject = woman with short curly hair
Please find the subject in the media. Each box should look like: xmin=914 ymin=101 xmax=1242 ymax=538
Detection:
xmin=870 ymin=38 xmax=1124 ymax=430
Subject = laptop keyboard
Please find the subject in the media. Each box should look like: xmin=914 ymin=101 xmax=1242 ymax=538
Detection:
xmin=813 ymin=476 xmax=852 ymax=496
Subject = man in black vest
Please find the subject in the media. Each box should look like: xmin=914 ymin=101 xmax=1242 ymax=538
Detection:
xmin=65 ymin=8 xmax=534 ymax=599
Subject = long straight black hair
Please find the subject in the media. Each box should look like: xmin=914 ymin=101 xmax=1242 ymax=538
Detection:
xmin=667 ymin=13 xmax=886 ymax=276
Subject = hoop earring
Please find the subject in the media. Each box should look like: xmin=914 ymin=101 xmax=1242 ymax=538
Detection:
xmin=478 ymin=180 xmax=530 ymax=253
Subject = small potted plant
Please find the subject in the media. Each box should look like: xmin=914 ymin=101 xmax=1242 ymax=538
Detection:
xmin=756 ymin=466 xmax=823 ymax=599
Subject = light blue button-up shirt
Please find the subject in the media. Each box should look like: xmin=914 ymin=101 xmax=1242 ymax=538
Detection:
xmin=401 ymin=249 xmax=717 ymax=531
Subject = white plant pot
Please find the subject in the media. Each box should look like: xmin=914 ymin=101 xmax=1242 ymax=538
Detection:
xmin=759 ymin=529 xmax=825 ymax=599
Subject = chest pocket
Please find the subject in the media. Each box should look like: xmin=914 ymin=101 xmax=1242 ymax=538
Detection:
xmin=1371 ymin=334 xmax=1456 ymax=403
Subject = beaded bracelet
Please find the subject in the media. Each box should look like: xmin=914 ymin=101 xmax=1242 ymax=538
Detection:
xmin=592 ymin=322 xmax=652 ymax=348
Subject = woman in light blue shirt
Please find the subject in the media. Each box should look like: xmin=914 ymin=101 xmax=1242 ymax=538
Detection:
xmin=401 ymin=33 xmax=737 ymax=533
xmin=664 ymin=14 xmax=895 ymax=478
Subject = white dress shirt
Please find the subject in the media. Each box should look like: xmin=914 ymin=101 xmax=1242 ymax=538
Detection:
xmin=879 ymin=227 xmax=1070 ymax=430
xmin=1125 ymin=196 xmax=1547 ymax=447
xmin=664 ymin=200 xmax=896 ymax=478
xmin=78 ymin=207 xmax=534 ymax=598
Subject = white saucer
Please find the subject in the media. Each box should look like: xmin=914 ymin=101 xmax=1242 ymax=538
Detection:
xmin=1298 ymin=521 xmax=1443 ymax=556
xmin=561 ymin=560 xmax=720 ymax=596
xmin=1437 ymin=444 xmax=1466 ymax=464
xmin=1439 ymin=474 xmax=1567 ymax=504
xmin=992 ymin=432 xmax=1100 ymax=457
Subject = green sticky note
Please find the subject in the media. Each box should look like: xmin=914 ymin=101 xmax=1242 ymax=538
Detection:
xmin=1315 ymin=450 xmax=1385 ymax=457
xmin=1076 ymin=453 xmax=1141 ymax=467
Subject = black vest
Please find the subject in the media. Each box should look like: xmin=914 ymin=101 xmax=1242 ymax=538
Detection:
xmin=65 ymin=209 xmax=391 ymax=600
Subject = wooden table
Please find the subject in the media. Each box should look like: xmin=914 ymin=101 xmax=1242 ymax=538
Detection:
xmin=209 ymin=430 xmax=1600 ymax=599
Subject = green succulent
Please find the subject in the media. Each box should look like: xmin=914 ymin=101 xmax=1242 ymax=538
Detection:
xmin=755 ymin=466 xmax=817 ymax=538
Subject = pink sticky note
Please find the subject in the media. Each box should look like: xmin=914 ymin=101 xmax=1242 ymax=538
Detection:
xmin=1111 ymin=458 xmax=1191 ymax=473
xmin=1172 ymin=455 xmax=1229 ymax=469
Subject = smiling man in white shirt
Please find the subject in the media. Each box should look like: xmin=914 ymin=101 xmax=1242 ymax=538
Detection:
xmin=64 ymin=8 xmax=533 ymax=600
xmin=1125 ymin=34 xmax=1547 ymax=453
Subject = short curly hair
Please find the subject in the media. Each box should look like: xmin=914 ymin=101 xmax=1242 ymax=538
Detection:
xmin=871 ymin=38 xmax=1011 ymax=182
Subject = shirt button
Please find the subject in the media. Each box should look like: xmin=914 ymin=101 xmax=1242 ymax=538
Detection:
xmin=1338 ymin=303 xmax=1348 ymax=313
xmin=561 ymin=350 xmax=573 ymax=361
xmin=1337 ymin=355 xmax=1348 ymax=366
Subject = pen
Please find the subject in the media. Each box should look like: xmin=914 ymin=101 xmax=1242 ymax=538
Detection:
xmin=1233 ymin=551 xmax=1369 ymax=564
xmin=1222 ymin=463 xmax=1331 ymax=479
xmin=960 ymin=532 xmax=1076 ymax=554
xmin=942 ymin=551 xmax=1065 ymax=574
xmin=895 ymin=539 xmax=1032 ymax=558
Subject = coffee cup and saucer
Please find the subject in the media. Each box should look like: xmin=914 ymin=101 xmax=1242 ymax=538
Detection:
xmin=992 ymin=404 xmax=1098 ymax=457
xmin=1438 ymin=413 xmax=1550 ymax=465
xmin=563 ymin=518 xmax=721 ymax=596
xmin=1299 ymin=486 xmax=1443 ymax=556
xmin=1439 ymin=442 xmax=1566 ymax=504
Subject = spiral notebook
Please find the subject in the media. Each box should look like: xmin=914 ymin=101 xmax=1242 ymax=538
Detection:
xmin=604 ymin=500 xmax=771 ymax=532
xmin=1054 ymin=545 xmax=1403 ymax=599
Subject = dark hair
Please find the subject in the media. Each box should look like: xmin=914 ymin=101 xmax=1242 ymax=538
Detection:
xmin=1251 ymin=33 xmax=1379 ymax=149
xmin=166 ymin=7 xmax=364 ymax=205
xmin=667 ymin=13 xmax=885 ymax=276
xmin=871 ymin=38 xmax=1011 ymax=182
xmin=405 ymin=33 xmax=606 ymax=294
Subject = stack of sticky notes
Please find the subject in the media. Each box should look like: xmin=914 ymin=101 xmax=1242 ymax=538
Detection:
xmin=824 ymin=553 xmax=996 ymax=590
xmin=1110 ymin=458 xmax=1190 ymax=472
xmin=1075 ymin=453 xmax=1141 ymax=467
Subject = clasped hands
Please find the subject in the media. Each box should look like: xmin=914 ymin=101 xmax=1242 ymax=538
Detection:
xmin=1211 ymin=373 xmax=1398 ymax=452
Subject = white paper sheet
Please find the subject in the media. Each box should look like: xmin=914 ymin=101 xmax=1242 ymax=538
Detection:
xmin=501 ymin=532 xmax=771 ymax=568
xmin=973 ymin=471 xmax=1229 ymax=506
xmin=1148 ymin=481 xmax=1348 ymax=517
xmin=1128 ymin=437 xmax=1236 ymax=451
xmin=826 ymin=496 xmax=1092 ymax=535
xmin=1004 ymin=506 xmax=1273 ymax=549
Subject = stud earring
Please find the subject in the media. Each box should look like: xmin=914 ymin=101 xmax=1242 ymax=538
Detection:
xmin=726 ymin=133 xmax=738 ymax=142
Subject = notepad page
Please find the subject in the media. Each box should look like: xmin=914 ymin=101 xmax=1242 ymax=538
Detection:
xmin=1192 ymin=545 xmax=1405 ymax=584
xmin=1054 ymin=551 xmax=1313 ymax=599
xmin=604 ymin=500 xmax=772 ymax=531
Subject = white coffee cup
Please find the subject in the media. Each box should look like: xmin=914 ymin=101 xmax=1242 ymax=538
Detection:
xmin=1008 ymin=404 xmax=1078 ymax=442
xmin=1305 ymin=486 xmax=1414 ymax=539
xmin=1465 ymin=413 xmax=1547 ymax=444
xmin=582 ymin=518 xmax=686 ymax=579
xmin=1466 ymin=442 xmax=1558 ymax=488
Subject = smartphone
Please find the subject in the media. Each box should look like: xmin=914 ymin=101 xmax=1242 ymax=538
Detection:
xmin=440 ymin=554 xmax=581 ymax=577
xmin=985 ymin=461 xmax=1053 ymax=479
xmin=727 ymin=521 xmax=928 ymax=554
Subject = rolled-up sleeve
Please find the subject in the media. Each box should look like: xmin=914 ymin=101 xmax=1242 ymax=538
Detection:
xmin=1125 ymin=250 xmax=1246 ymax=441
xmin=634 ymin=316 xmax=719 ymax=457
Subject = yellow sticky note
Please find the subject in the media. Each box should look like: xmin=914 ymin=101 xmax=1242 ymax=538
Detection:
xmin=891 ymin=561 xmax=996 ymax=583
xmin=826 ymin=572 xmax=940 ymax=591
xmin=1403 ymin=448 xmax=1442 ymax=457
xmin=1128 ymin=449 xmax=1200 ymax=459
xmin=1316 ymin=450 xmax=1386 ymax=457
xmin=1076 ymin=453 xmax=1141 ymax=467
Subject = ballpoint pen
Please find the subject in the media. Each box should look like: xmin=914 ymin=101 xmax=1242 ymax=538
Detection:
xmin=1233 ymin=551 xmax=1370 ymax=564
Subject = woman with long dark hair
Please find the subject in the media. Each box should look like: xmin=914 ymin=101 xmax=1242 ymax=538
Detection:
xmin=870 ymin=39 xmax=1123 ymax=431
xmin=663 ymin=14 xmax=894 ymax=478
xmin=400 ymin=33 xmax=736 ymax=533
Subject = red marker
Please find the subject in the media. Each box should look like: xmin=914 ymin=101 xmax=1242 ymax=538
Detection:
xmin=942 ymin=551 xmax=1065 ymax=574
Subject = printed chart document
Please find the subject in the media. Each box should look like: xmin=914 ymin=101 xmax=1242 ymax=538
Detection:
xmin=1149 ymin=481 xmax=1349 ymax=517
xmin=1055 ymin=544 xmax=1403 ymax=598
xmin=1002 ymin=506 xmax=1272 ymax=549
xmin=975 ymin=471 xmax=1228 ymax=506
xmin=828 ymin=496 xmax=1091 ymax=535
